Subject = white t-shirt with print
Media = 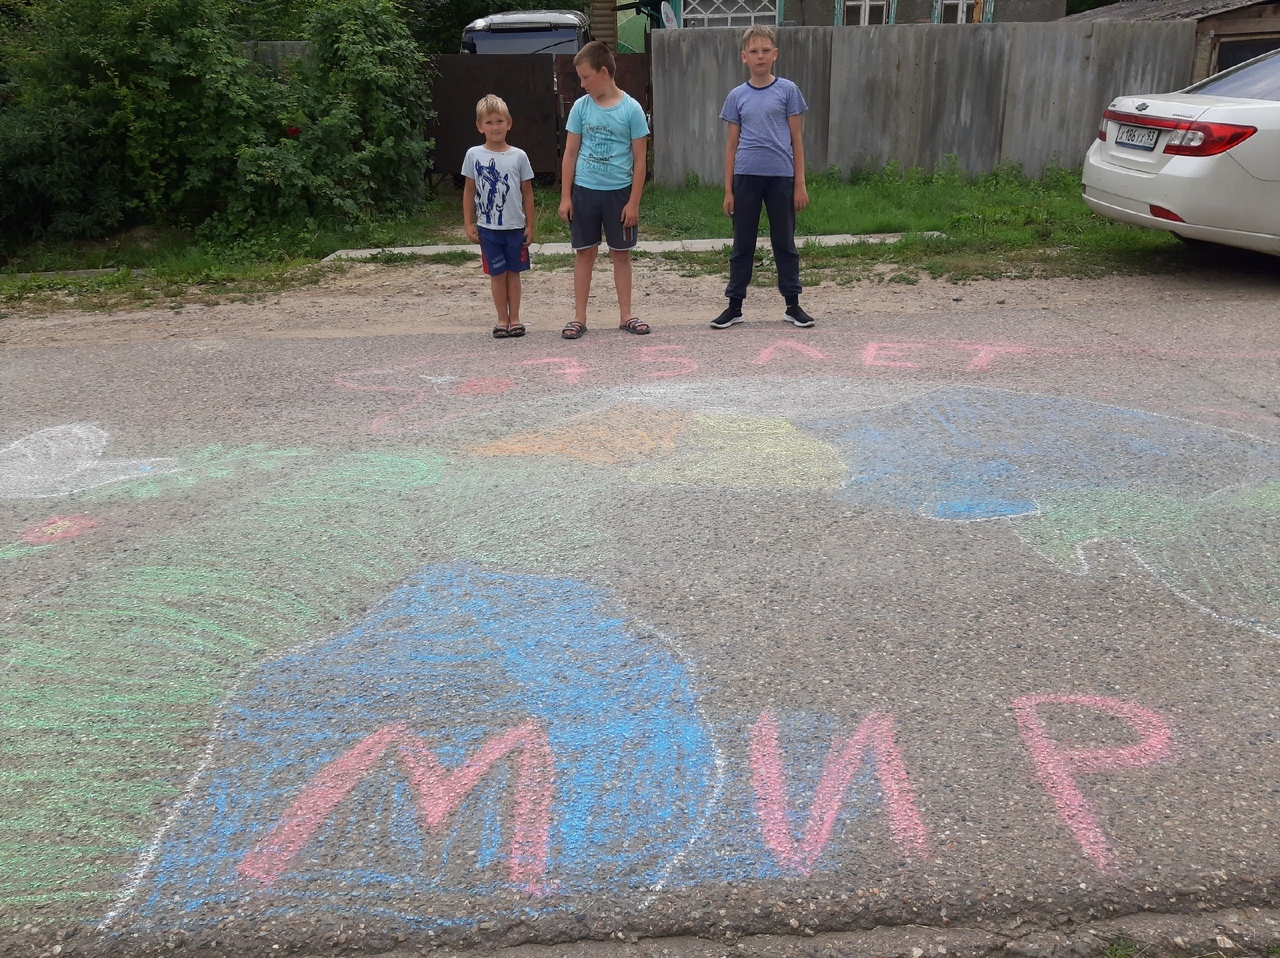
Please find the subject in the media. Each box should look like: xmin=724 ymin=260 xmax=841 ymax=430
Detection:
xmin=462 ymin=145 xmax=535 ymax=230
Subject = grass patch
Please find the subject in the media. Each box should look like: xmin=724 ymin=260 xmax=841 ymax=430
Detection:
xmin=2 ymin=163 xmax=1272 ymax=312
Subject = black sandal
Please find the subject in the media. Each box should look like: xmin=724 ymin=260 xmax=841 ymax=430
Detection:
xmin=561 ymin=321 xmax=586 ymax=340
xmin=508 ymin=323 xmax=526 ymax=337
xmin=493 ymin=325 xmax=510 ymax=338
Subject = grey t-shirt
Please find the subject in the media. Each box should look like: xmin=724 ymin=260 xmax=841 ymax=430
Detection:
xmin=720 ymin=76 xmax=808 ymax=177
xmin=462 ymin=145 xmax=535 ymax=230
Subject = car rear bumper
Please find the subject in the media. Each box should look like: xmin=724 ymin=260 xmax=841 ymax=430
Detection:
xmin=1083 ymin=186 xmax=1280 ymax=255
xmin=1082 ymin=143 xmax=1280 ymax=256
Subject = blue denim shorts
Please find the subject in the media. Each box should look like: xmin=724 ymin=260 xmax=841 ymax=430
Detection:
xmin=478 ymin=227 xmax=530 ymax=276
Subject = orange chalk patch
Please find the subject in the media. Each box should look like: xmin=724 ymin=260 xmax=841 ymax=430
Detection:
xmin=468 ymin=404 xmax=688 ymax=466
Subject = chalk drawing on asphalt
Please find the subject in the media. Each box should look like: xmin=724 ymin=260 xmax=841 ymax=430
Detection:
xmin=0 ymin=425 xmax=179 ymax=499
xmin=2 ymin=451 xmax=451 ymax=915
xmin=1011 ymin=694 xmax=1174 ymax=874
xmin=628 ymin=414 xmax=847 ymax=488
xmin=82 ymin=443 xmax=314 ymax=501
xmin=120 ymin=565 xmax=723 ymax=926
xmin=468 ymin=403 xmax=689 ymax=466
xmin=8 ymin=377 xmax=1277 ymax=926
xmin=1 ymin=514 xmax=101 ymax=561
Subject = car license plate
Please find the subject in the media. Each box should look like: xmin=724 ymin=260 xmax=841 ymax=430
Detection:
xmin=1116 ymin=124 xmax=1159 ymax=151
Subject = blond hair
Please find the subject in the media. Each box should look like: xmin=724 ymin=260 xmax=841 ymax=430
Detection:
xmin=573 ymin=40 xmax=615 ymax=76
xmin=475 ymin=94 xmax=511 ymax=121
xmin=741 ymin=24 xmax=777 ymax=48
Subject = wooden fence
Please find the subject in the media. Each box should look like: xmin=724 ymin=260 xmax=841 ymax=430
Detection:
xmin=651 ymin=21 xmax=1196 ymax=185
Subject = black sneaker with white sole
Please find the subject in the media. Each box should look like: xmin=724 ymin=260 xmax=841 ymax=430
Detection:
xmin=784 ymin=304 xmax=815 ymax=328
xmin=710 ymin=307 xmax=744 ymax=330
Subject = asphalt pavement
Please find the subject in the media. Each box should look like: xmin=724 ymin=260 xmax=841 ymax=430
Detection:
xmin=2 ymin=264 xmax=1280 ymax=958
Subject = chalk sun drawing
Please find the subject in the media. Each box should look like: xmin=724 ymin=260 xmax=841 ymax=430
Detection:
xmin=126 ymin=565 xmax=721 ymax=926
xmin=0 ymin=424 xmax=179 ymax=499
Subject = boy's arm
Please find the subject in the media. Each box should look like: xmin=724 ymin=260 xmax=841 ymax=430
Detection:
xmin=788 ymin=114 xmax=809 ymax=212
xmin=521 ymin=179 xmax=536 ymax=245
xmin=559 ymin=132 xmax=580 ymax=223
xmin=723 ymin=121 xmax=740 ymax=216
xmin=621 ymin=136 xmax=646 ymax=228
xmin=462 ymin=176 xmax=479 ymax=243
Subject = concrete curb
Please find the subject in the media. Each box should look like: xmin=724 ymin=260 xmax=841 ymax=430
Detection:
xmin=321 ymin=231 xmax=944 ymax=262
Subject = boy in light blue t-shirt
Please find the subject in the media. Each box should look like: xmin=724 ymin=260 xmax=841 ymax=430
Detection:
xmin=713 ymin=25 xmax=815 ymax=331
xmin=558 ymin=41 xmax=651 ymax=339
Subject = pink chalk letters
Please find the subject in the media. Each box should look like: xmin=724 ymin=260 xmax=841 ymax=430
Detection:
xmin=750 ymin=710 xmax=931 ymax=873
xmin=237 ymin=697 xmax=1175 ymax=888
xmin=1011 ymin=694 xmax=1173 ymax=873
xmin=238 ymin=722 xmax=554 ymax=892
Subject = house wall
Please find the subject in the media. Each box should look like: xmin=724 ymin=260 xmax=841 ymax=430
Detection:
xmin=1194 ymin=2 xmax=1280 ymax=77
xmin=651 ymin=20 xmax=1195 ymax=184
xmin=783 ymin=0 xmax=1063 ymax=23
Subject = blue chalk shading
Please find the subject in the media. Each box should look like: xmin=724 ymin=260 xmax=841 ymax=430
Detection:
xmin=133 ymin=565 xmax=718 ymax=925
xmin=811 ymin=387 xmax=1280 ymax=520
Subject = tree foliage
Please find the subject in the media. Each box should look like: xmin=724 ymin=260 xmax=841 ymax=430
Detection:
xmin=0 ymin=0 xmax=432 ymax=252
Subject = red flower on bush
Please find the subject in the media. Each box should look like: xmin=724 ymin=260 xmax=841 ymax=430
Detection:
xmin=285 ymin=126 xmax=302 ymax=137
xmin=21 ymin=514 xmax=101 ymax=545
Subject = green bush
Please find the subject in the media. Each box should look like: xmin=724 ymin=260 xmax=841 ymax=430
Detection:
xmin=212 ymin=0 xmax=432 ymax=238
xmin=0 ymin=0 xmax=432 ymax=254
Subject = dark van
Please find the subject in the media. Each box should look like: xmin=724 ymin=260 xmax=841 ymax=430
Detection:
xmin=459 ymin=9 xmax=593 ymax=55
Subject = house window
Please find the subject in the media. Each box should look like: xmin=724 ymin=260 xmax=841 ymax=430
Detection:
xmin=681 ymin=0 xmax=776 ymax=28
xmin=937 ymin=0 xmax=975 ymax=20
xmin=845 ymin=0 xmax=891 ymax=23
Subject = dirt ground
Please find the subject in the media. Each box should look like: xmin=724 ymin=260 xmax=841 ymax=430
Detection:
xmin=3 ymin=259 xmax=1276 ymax=348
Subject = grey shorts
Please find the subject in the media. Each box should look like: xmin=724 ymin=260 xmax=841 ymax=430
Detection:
xmin=570 ymin=185 xmax=638 ymax=252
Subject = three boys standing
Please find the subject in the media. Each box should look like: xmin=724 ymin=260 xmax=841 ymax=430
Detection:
xmin=460 ymin=27 xmax=816 ymax=339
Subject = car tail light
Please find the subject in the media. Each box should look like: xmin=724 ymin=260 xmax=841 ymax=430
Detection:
xmin=1102 ymin=109 xmax=1257 ymax=156
xmin=1150 ymin=205 xmax=1184 ymax=222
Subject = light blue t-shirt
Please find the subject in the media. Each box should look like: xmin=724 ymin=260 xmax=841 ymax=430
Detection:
xmin=720 ymin=76 xmax=807 ymax=177
xmin=565 ymin=93 xmax=649 ymax=191
xmin=462 ymin=145 xmax=534 ymax=230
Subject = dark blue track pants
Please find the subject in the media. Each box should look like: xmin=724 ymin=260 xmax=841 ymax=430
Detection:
xmin=725 ymin=173 xmax=801 ymax=305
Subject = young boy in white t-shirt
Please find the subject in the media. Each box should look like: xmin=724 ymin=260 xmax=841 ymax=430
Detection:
xmin=462 ymin=94 xmax=536 ymax=338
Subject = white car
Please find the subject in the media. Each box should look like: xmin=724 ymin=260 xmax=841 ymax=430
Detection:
xmin=1081 ymin=48 xmax=1280 ymax=256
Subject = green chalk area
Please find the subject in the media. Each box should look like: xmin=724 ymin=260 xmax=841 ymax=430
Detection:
xmin=0 ymin=441 xmax=625 ymax=923
xmin=1015 ymin=483 xmax=1280 ymax=634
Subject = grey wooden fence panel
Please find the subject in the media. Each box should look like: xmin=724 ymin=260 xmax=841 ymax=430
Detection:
xmin=775 ymin=27 xmax=834 ymax=174
xmin=1001 ymin=21 xmax=1195 ymax=175
xmin=833 ymin=25 xmax=1011 ymax=173
xmin=653 ymin=21 xmax=1196 ymax=184
xmin=653 ymin=29 xmax=745 ymax=187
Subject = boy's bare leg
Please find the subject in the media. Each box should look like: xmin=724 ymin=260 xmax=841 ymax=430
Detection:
xmin=573 ymin=247 xmax=598 ymax=324
xmin=490 ymin=273 xmax=510 ymax=327
xmin=506 ymin=272 xmax=522 ymax=326
xmin=610 ymin=249 xmax=633 ymax=323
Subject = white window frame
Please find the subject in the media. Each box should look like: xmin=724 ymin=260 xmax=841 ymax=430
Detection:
xmin=841 ymin=0 xmax=895 ymax=24
xmin=680 ymin=0 xmax=777 ymax=29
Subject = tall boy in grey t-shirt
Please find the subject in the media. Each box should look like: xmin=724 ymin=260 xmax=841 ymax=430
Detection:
xmin=713 ymin=25 xmax=815 ymax=330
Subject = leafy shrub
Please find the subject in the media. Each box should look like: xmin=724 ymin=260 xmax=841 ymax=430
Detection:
xmin=0 ymin=0 xmax=432 ymax=254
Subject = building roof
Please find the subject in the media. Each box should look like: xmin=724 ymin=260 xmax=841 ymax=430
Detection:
xmin=1062 ymin=0 xmax=1275 ymax=20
